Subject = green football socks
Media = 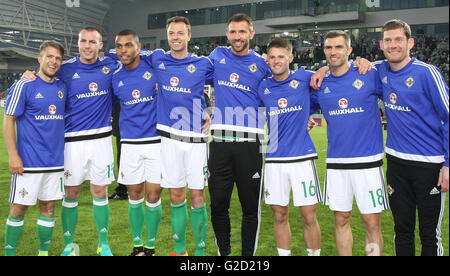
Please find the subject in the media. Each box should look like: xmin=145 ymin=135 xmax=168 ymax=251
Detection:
xmin=93 ymin=197 xmax=110 ymax=246
xmin=171 ymin=201 xmax=188 ymax=255
xmin=128 ymin=198 xmax=145 ymax=246
xmin=4 ymin=216 xmax=24 ymax=256
xmin=146 ymin=200 xmax=162 ymax=249
xmin=61 ymin=198 xmax=78 ymax=246
xmin=191 ymin=203 xmax=208 ymax=256
xmin=37 ymin=215 xmax=55 ymax=255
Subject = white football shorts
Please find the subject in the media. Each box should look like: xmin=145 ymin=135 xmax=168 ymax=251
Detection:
xmin=64 ymin=136 xmax=115 ymax=187
xmin=264 ymin=160 xmax=322 ymax=207
xmin=118 ymin=142 xmax=161 ymax=185
xmin=160 ymin=137 xmax=208 ymax=190
xmin=9 ymin=172 xmax=65 ymax=206
xmin=323 ymin=166 xmax=389 ymax=214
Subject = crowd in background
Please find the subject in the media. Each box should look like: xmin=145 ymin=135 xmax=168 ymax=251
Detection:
xmin=1 ymin=34 xmax=448 ymax=98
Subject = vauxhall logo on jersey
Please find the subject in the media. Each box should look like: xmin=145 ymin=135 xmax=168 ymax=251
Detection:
xmin=328 ymin=98 xmax=364 ymax=116
xmin=384 ymin=92 xmax=412 ymax=112
xmin=76 ymin=82 xmax=108 ymax=99
xmin=162 ymin=77 xmax=192 ymax=93
xmin=123 ymin=89 xmax=155 ymax=106
xmin=217 ymin=73 xmax=251 ymax=92
xmin=35 ymin=104 xmax=64 ymax=120
xmin=268 ymin=98 xmax=303 ymax=116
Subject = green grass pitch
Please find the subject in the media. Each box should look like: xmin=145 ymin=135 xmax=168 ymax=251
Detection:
xmin=0 ymin=110 xmax=448 ymax=256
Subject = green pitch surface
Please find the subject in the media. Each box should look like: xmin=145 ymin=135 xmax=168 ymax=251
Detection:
xmin=0 ymin=110 xmax=448 ymax=256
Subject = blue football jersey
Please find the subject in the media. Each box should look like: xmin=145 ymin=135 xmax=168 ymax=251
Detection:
xmin=141 ymin=49 xmax=213 ymax=142
xmin=5 ymin=76 xmax=67 ymax=171
xmin=258 ymin=69 xmax=317 ymax=162
xmin=209 ymin=47 xmax=271 ymax=137
xmin=57 ymin=56 xmax=118 ymax=141
xmin=310 ymin=64 xmax=384 ymax=168
xmin=112 ymin=60 xmax=159 ymax=143
xmin=375 ymin=58 xmax=449 ymax=167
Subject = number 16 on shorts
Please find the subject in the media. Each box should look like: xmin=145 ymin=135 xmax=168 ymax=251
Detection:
xmin=264 ymin=161 xmax=322 ymax=207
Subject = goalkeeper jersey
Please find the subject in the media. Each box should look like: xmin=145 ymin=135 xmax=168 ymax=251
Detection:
xmin=112 ymin=59 xmax=159 ymax=143
xmin=258 ymin=69 xmax=317 ymax=163
xmin=310 ymin=63 xmax=384 ymax=169
xmin=209 ymin=47 xmax=271 ymax=137
xmin=5 ymin=76 xmax=67 ymax=172
xmin=375 ymin=58 xmax=449 ymax=167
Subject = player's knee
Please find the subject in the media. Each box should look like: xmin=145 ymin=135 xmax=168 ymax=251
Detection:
xmin=90 ymin=184 xmax=108 ymax=198
xmin=64 ymin=186 xmax=81 ymax=200
xmin=273 ymin=208 xmax=289 ymax=225
xmin=335 ymin=212 xmax=351 ymax=228
xmin=9 ymin=204 xmax=28 ymax=219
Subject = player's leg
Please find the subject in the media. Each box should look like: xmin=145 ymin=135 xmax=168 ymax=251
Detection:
xmin=6 ymin=173 xmax=42 ymax=256
xmin=5 ymin=203 xmax=28 ymax=256
xmin=169 ymin=187 xmax=189 ymax=255
xmin=361 ymin=213 xmax=382 ymax=256
xmin=324 ymin=169 xmax=353 ymax=256
xmin=271 ymin=205 xmax=291 ymax=256
xmin=118 ymin=143 xmax=147 ymax=255
xmin=387 ymin=159 xmax=417 ymax=256
xmin=187 ymin=142 xmax=208 ymax=256
xmin=36 ymin=171 xmax=64 ymax=256
xmin=37 ymin=200 xmax=56 ymax=256
xmin=264 ymin=162 xmax=291 ymax=256
xmin=143 ymin=142 xmax=163 ymax=255
xmin=334 ymin=211 xmax=353 ymax=256
xmin=292 ymin=160 xmax=322 ymax=256
xmin=234 ymin=141 xmax=263 ymax=256
xmin=144 ymin=182 xmax=163 ymax=256
xmin=412 ymin=166 xmax=445 ymax=256
xmin=61 ymin=141 xmax=86 ymax=255
xmin=208 ymin=140 xmax=235 ymax=256
xmin=161 ymin=137 xmax=189 ymax=256
xmin=354 ymin=167 xmax=388 ymax=256
xmin=300 ymin=205 xmax=321 ymax=256
xmin=89 ymin=137 xmax=115 ymax=255
xmin=190 ymin=189 xmax=207 ymax=256
xmin=127 ymin=183 xmax=145 ymax=255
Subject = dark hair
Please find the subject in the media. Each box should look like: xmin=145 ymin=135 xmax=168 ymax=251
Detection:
xmin=116 ymin=29 xmax=140 ymax=44
xmin=167 ymin=16 xmax=191 ymax=34
xmin=227 ymin=13 xmax=254 ymax=31
xmin=383 ymin=19 xmax=412 ymax=39
xmin=79 ymin=26 xmax=103 ymax=41
xmin=267 ymin=37 xmax=293 ymax=55
xmin=40 ymin=40 xmax=65 ymax=57
xmin=325 ymin=30 xmax=351 ymax=48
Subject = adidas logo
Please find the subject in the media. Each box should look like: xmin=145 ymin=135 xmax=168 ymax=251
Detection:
xmin=100 ymin=228 xmax=108 ymax=233
xmin=35 ymin=93 xmax=44 ymax=99
xmin=324 ymin=87 xmax=331 ymax=94
xmin=133 ymin=236 xmax=142 ymax=242
xmin=118 ymin=81 xmax=124 ymax=87
xmin=5 ymin=245 xmax=14 ymax=249
xmin=220 ymin=58 xmax=226 ymax=64
xmin=382 ymin=76 xmax=388 ymax=84
xmin=72 ymin=73 xmax=80 ymax=79
xmin=63 ymin=231 xmax=72 ymax=237
xmin=198 ymin=241 xmax=206 ymax=248
xmin=429 ymin=187 xmax=440 ymax=195
xmin=264 ymin=88 xmax=271 ymax=95
xmin=173 ymin=234 xmax=179 ymax=241
xmin=252 ymin=172 xmax=260 ymax=179
xmin=158 ymin=63 xmax=166 ymax=70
